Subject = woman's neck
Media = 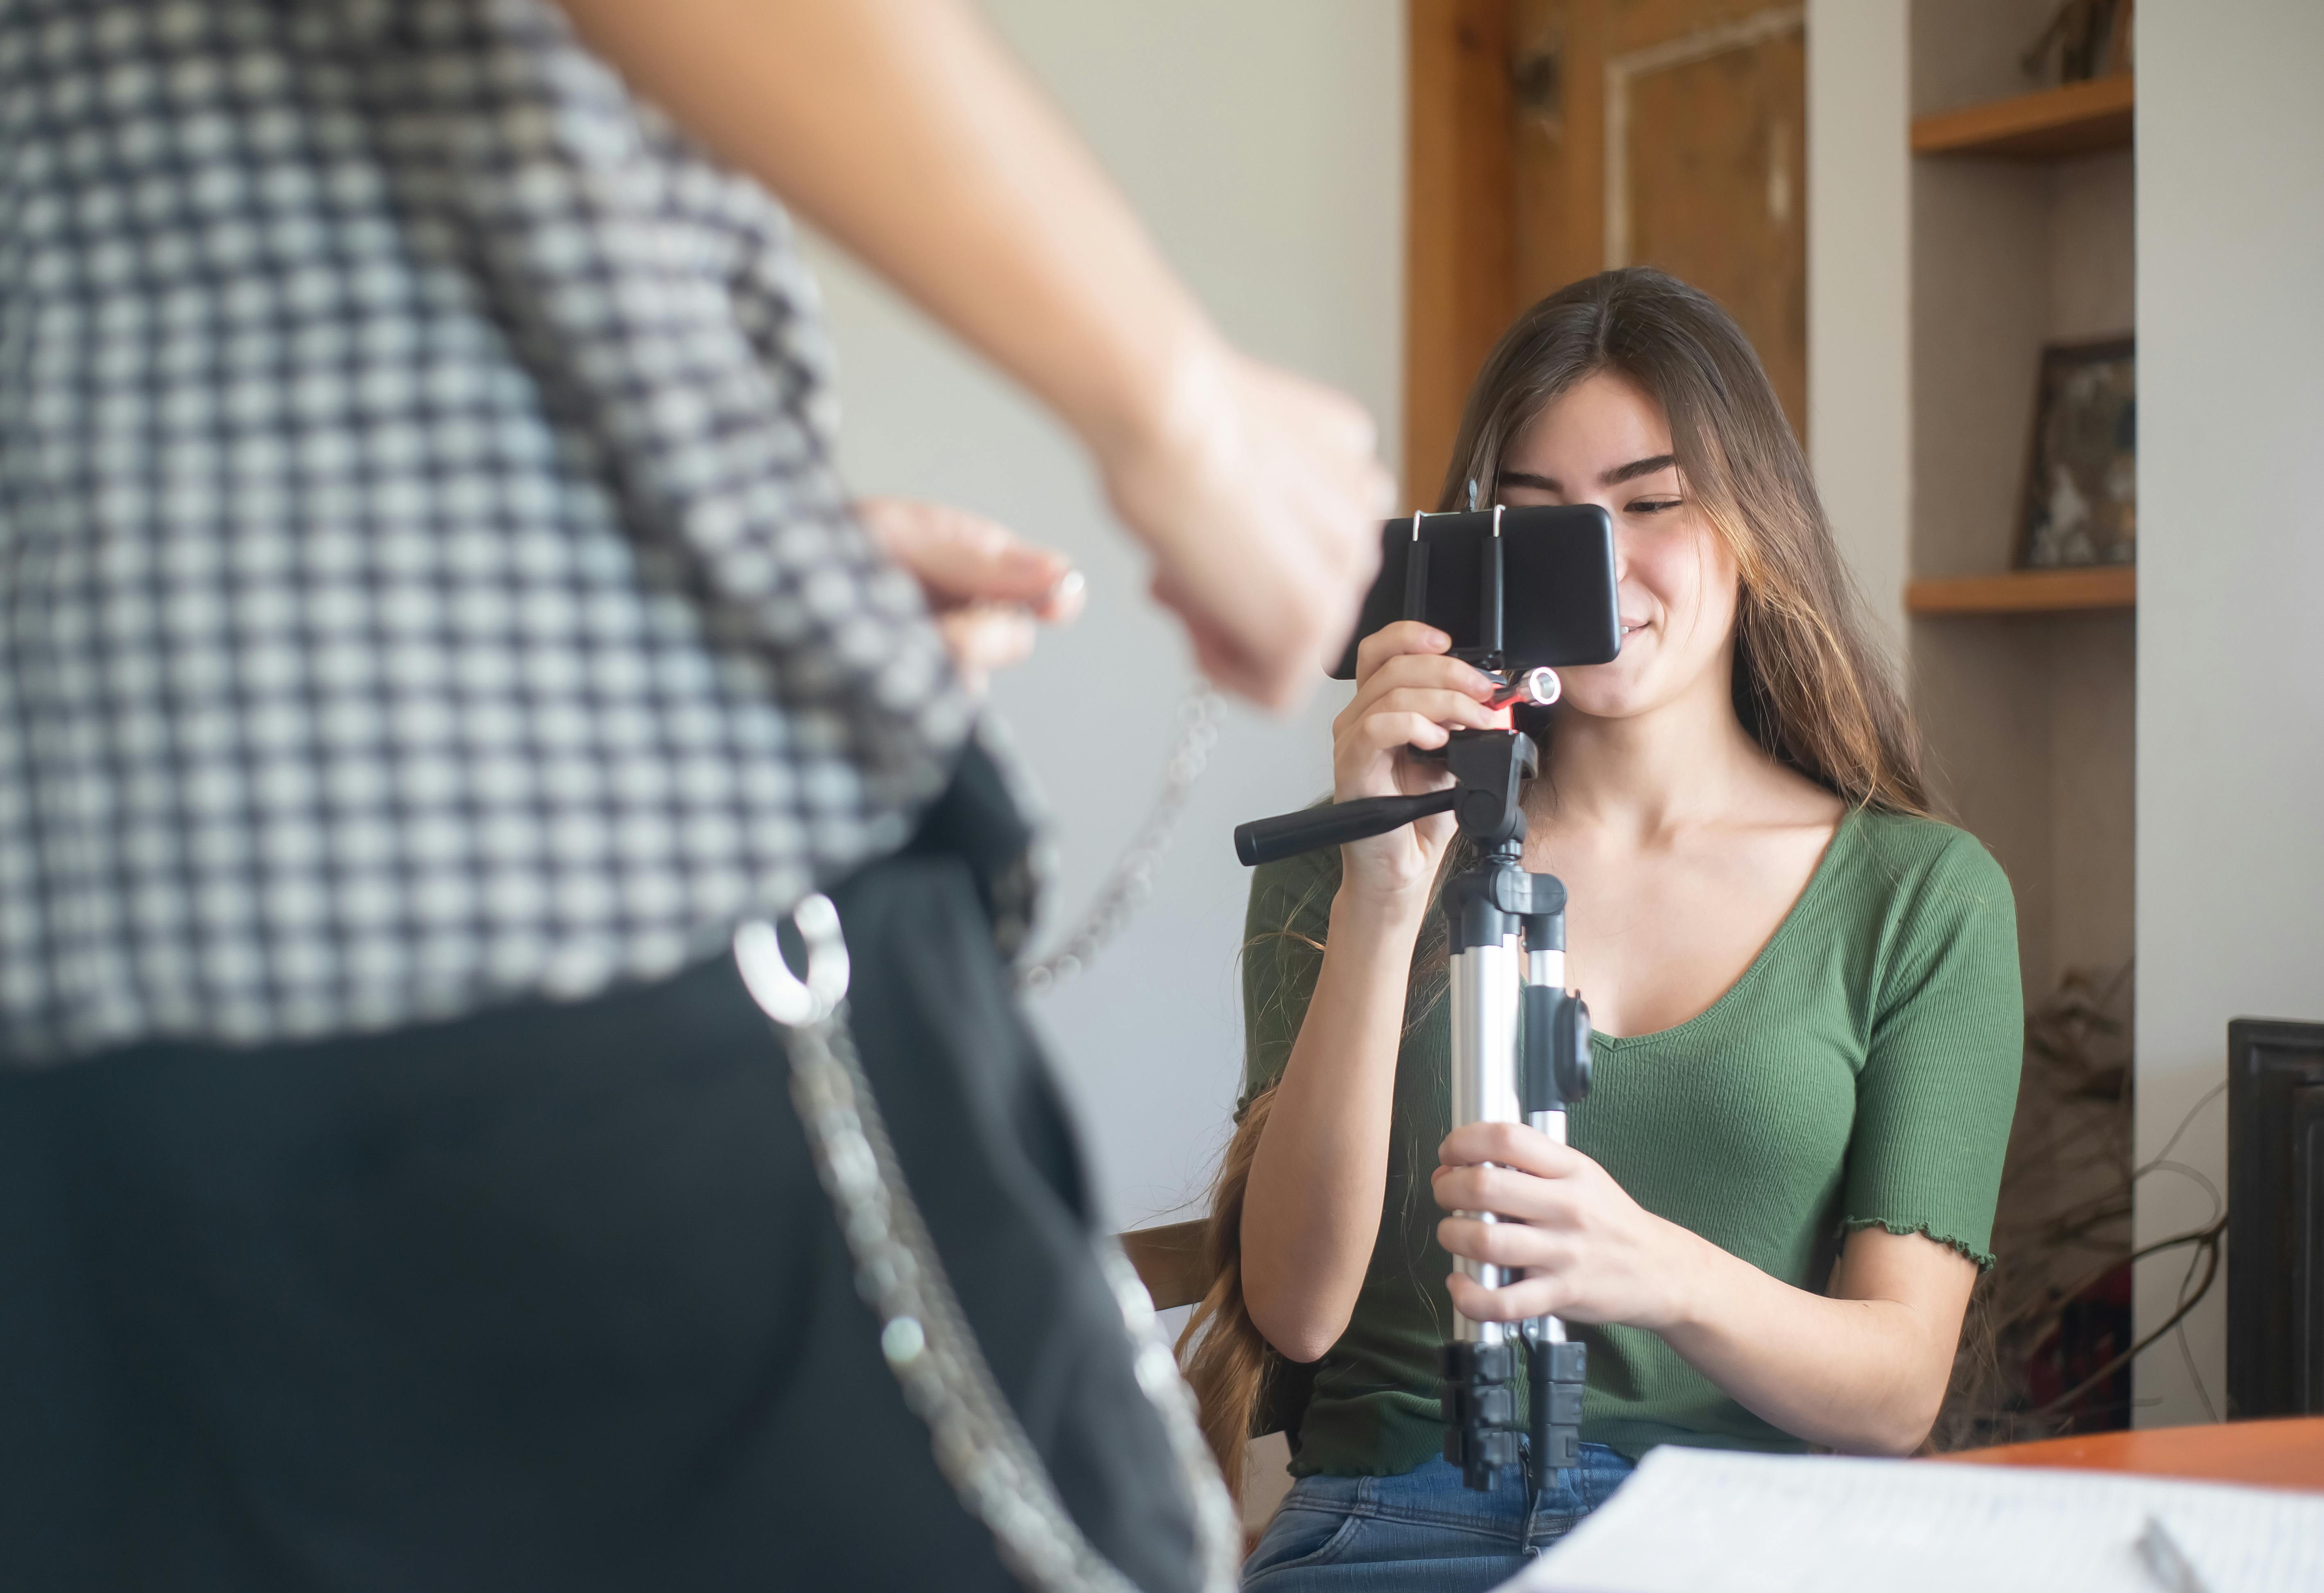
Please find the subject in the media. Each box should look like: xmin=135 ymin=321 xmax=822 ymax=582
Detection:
xmin=1534 ymin=669 xmax=1777 ymax=846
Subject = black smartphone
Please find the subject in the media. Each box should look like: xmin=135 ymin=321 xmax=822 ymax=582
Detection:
xmin=1329 ymin=505 xmax=1623 ymax=680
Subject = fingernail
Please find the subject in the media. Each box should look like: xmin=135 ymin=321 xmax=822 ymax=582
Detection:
xmin=1048 ymin=569 xmax=1085 ymax=603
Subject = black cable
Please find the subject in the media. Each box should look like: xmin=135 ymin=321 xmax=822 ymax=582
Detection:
xmin=2029 ymin=1210 xmax=2228 ymax=1419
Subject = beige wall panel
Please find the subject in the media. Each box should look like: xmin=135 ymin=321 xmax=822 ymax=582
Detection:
xmin=2044 ymin=613 xmax=2137 ymax=991
xmin=1911 ymin=159 xmax=2050 ymax=578
xmin=1910 ymin=617 xmax=2056 ymax=999
xmin=2049 ymin=150 xmax=2136 ymax=339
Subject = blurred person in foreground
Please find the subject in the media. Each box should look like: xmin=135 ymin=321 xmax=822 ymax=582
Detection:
xmin=0 ymin=3 xmax=1387 ymax=1590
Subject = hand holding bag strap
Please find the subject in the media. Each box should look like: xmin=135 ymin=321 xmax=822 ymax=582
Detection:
xmin=735 ymin=902 xmax=1240 ymax=1593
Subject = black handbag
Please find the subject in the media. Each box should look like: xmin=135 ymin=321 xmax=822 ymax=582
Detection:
xmin=750 ymin=740 xmax=1237 ymax=1593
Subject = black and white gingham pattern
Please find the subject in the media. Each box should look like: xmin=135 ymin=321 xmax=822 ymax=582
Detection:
xmin=0 ymin=0 xmax=973 ymax=1060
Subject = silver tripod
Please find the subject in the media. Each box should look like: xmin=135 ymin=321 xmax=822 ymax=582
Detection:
xmin=1235 ymin=724 xmax=1593 ymax=1492
xmin=1435 ymin=727 xmax=1593 ymax=1490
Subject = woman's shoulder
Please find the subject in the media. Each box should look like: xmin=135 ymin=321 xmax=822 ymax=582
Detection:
xmin=1832 ymin=807 xmax=2017 ymax=944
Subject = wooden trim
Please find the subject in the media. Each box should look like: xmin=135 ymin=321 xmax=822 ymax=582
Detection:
xmin=1403 ymin=0 xmax=1514 ymax=512
xmin=1905 ymin=566 xmax=2136 ymax=616
xmin=1118 ymin=1219 xmax=1210 ymax=1312
xmin=1911 ymin=75 xmax=2134 ymax=160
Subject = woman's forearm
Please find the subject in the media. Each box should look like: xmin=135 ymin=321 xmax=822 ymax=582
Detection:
xmin=557 ymin=0 xmax=1208 ymax=467
xmin=1438 ymin=1125 xmax=1977 ymax=1456
xmin=1241 ymin=888 xmax=1426 ymax=1363
xmin=1655 ymin=1226 xmax=1969 ymax=1456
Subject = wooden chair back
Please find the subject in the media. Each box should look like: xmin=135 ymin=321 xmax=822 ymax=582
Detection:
xmin=1118 ymin=1219 xmax=1208 ymax=1311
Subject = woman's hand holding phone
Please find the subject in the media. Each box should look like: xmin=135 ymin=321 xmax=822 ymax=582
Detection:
xmin=1329 ymin=622 xmax=1511 ymax=906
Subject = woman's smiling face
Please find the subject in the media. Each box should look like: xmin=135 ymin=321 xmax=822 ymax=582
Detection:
xmin=1494 ymin=371 xmax=1740 ymax=723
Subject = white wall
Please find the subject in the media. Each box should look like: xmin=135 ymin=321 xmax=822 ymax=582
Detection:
xmin=2133 ymin=0 xmax=2324 ymax=1427
xmin=1804 ymin=0 xmax=1911 ymax=655
xmin=802 ymin=2 xmax=1406 ymax=1226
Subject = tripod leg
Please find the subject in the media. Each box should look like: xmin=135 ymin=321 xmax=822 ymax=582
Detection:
xmin=1521 ymin=947 xmax=1588 ymax=1490
xmin=1441 ymin=931 xmax=1525 ymax=1489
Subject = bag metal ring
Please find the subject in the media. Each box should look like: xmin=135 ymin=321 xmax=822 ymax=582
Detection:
xmin=733 ymin=894 xmax=851 ymax=1027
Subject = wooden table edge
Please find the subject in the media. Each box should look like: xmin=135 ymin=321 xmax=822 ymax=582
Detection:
xmin=1935 ymin=1416 xmax=2324 ymax=1494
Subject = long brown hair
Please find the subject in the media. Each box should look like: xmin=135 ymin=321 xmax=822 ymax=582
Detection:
xmin=1179 ymin=269 xmax=1931 ymax=1493
xmin=1178 ymin=1083 xmax=1279 ymax=1497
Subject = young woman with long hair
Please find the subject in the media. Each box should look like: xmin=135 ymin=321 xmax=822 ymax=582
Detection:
xmin=1181 ymin=269 xmax=2023 ymax=1589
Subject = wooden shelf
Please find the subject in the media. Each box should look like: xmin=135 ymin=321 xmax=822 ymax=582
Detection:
xmin=1907 ymin=567 xmax=2136 ymax=616
xmin=1912 ymin=75 xmax=2134 ymax=159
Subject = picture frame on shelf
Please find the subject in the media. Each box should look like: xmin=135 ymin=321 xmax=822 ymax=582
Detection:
xmin=2020 ymin=0 xmax=2134 ymax=86
xmin=2017 ymin=335 xmax=2136 ymax=570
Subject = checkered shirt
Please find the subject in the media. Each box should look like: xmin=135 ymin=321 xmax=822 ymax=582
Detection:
xmin=0 ymin=0 xmax=975 ymax=1061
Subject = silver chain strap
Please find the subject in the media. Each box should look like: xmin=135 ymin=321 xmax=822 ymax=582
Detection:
xmin=1016 ymin=685 xmax=1221 ymax=994
xmin=738 ymin=906 xmax=1241 ymax=1593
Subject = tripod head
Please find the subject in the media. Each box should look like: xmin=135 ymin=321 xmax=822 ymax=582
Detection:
xmin=1233 ymin=725 xmax=1538 ymax=868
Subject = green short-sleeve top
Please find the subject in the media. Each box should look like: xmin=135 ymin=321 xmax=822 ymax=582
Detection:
xmin=1238 ymin=807 xmax=2022 ymax=1474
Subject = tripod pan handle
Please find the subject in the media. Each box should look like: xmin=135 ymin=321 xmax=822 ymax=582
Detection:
xmin=1235 ymin=789 xmax=1459 ymax=867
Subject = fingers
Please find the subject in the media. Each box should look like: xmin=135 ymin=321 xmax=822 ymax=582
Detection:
xmin=1445 ymin=1270 xmax=1568 ymax=1325
xmin=855 ymin=498 xmax=1086 ymax=689
xmin=1350 ymin=653 xmax=1498 ymax=713
xmin=1334 ymin=653 xmax=1498 ymax=743
xmin=1348 ymin=712 xmax=1452 ymax=757
xmin=857 ymin=497 xmax=1074 ymax=610
xmin=1437 ymin=1214 xmax=1566 ymax=1274
xmin=1352 ymin=620 xmax=1451 ymax=687
xmin=935 ymin=607 xmax=1037 ymax=693
xmin=1031 ymin=568 xmax=1087 ymax=625
xmin=1328 ymin=670 xmax=1506 ymax=807
xmin=1369 ymin=685 xmax=1505 ymax=735
xmin=1429 ymin=1162 xmax=1574 ymax=1227
xmin=1437 ymin=1120 xmax=1587 ymax=1180
xmin=1333 ymin=697 xmax=1496 ymax=777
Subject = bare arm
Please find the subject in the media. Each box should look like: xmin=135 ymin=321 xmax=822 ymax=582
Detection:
xmin=557 ymin=0 xmax=1192 ymax=468
xmin=1434 ymin=1126 xmax=1977 ymax=1455
xmin=1241 ymin=891 xmax=1427 ymax=1362
xmin=554 ymin=0 xmax=1386 ymax=707
xmin=1241 ymin=623 xmax=1505 ymax=1360
xmin=1661 ymin=1223 xmax=1976 ymax=1455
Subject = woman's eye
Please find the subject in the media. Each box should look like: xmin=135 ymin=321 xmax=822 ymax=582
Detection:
xmin=1627 ymin=497 xmax=1684 ymax=515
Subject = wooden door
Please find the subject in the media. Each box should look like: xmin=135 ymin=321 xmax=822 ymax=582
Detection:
xmin=1405 ymin=0 xmax=1807 ymax=508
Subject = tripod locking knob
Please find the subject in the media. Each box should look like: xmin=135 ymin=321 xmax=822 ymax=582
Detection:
xmin=1555 ymin=995 xmax=1591 ymax=1105
xmin=1521 ymin=986 xmax=1593 ymax=1114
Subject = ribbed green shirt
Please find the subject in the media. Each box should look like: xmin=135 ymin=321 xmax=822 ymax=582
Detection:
xmin=1238 ymin=807 xmax=2022 ymax=1474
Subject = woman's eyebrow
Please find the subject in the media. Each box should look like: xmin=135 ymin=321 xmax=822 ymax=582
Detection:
xmin=1496 ymin=470 xmax=1560 ymax=493
xmin=1496 ymin=455 xmax=1677 ymax=496
xmin=1600 ymin=453 xmax=1677 ymax=486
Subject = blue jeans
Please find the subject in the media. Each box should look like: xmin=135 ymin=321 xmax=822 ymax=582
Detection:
xmin=1241 ymin=1448 xmax=1635 ymax=1591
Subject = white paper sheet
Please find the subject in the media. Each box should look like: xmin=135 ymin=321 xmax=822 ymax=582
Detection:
xmin=1501 ymin=1446 xmax=2324 ymax=1593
